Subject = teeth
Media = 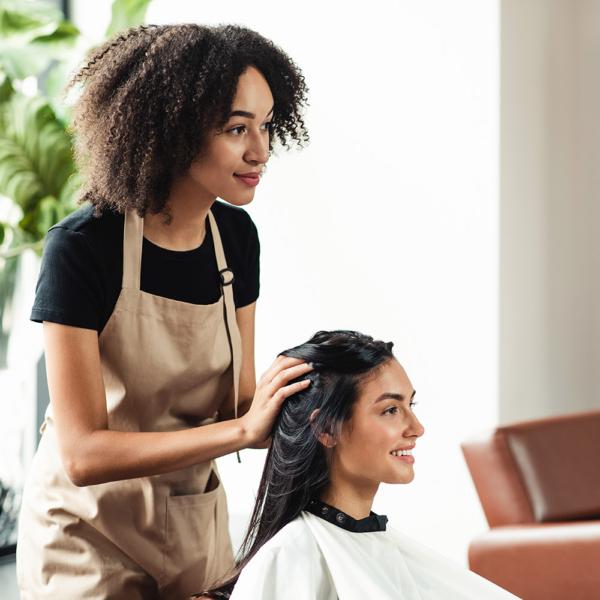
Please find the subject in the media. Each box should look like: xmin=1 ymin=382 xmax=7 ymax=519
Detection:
xmin=390 ymin=449 xmax=412 ymax=457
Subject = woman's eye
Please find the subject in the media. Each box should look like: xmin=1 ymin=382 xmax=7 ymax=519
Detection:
xmin=383 ymin=401 xmax=417 ymax=416
xmin=228 ymin=122 xmax=273 ymax=136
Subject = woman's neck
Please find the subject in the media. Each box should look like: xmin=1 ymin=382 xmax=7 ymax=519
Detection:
xmin=319 ymin=473 xmax=379 ymax=520
xmin=143 ymin=176 xmax=215 ymax=251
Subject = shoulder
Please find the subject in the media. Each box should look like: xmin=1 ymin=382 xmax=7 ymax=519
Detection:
xmin=48 ymin=203 xmax=123 ymax=240
xmin=44 ymin=203 xmax=123 ymax=255
xmin=240 ymin=517 xmax=321 ymax=573
xmin=43 ymin=203 xmax=124 ymax=267
xmin=210 ymin=199 xmax=253 ymax=223
xmin=32 ymin=206 xmax=121 ymax=330
xmin=210 ymin=201 xmax=258 ymax=239
xmin=231 ymin=518 xmax=330 ymax=599
xmin=260 ymin=516 xmax=319 ymax=556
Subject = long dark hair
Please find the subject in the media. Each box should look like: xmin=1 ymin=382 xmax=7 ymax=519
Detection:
xmin=198 ymin=330 xmax=395 ymax=598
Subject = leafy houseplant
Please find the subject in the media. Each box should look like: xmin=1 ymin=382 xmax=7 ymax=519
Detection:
xmin=0 ymin=0 xmax=152 ymax=368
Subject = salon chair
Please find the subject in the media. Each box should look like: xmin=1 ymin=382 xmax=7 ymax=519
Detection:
xmin=461 ymin=409 xmax=600 ymax=600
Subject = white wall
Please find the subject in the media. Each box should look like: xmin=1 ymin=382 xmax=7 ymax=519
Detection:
xmin=70 ymin=0 xmax=500 ymax=565
xmin=500 ymin=0 xmax=600 ymax=423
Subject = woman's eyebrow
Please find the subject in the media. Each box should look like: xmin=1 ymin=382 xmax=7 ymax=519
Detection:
xmin=373 ymin=389 xmax=417 ymax=404
xmin=227 ymin=104 xmax=275 ymax=119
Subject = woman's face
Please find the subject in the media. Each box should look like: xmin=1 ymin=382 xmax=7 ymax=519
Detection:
xmin=187 ymin=65 xmax=274 ymax=206
xmin=331 ymin=359 xmax=425 ymax=486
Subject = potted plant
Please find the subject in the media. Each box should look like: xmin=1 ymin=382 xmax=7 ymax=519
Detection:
xmin=0 ymin=0 xmax=152 ymax=368
xmin=0 ymin=0 xmax=152 ymax=557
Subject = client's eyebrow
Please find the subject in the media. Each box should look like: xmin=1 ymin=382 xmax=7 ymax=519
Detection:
xmin=373 ymin=389 xmax=416 ymax=404
xmin=228 ymin=104 xmax=275 ymax=119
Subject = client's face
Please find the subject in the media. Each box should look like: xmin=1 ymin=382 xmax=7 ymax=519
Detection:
xmin=333 ymin=359 xmax=425 ymax=486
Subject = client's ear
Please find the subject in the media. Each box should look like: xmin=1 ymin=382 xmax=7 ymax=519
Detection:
xmin=309 ymin=409 xmax=337 ymax=448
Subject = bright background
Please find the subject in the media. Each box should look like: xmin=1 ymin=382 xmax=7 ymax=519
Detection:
xmin=139 ymin=0 xmax=500 ymax=562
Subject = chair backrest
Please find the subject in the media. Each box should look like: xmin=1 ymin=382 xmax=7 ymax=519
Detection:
xmin=461 ymin=410 xmax=600 ymax=527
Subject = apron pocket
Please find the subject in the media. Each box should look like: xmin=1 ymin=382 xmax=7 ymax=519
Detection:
xmin=163 ymin=468 xmax=223 ymax=586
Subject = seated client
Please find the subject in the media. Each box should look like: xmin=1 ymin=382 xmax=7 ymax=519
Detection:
xmin=199 ymin=330 xmax=520 ymax=599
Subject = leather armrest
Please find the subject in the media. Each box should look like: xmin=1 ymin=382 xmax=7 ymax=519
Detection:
xmin=461 ymin=432 xmax=534 ymax=527
xmin=469 ymin=521 xmax=600 ymax=600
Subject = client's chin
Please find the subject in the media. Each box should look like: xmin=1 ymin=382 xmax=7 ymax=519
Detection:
xmin=383 ymin=466 xmax=416 ymax=485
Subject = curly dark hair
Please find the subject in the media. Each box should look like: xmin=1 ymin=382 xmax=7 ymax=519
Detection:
xmin=66 ymin=23 xmax=310 ymax=217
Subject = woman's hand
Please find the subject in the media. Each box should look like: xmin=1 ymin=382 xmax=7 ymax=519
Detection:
xmin=239 ymin=355 xmax=313 ymax=447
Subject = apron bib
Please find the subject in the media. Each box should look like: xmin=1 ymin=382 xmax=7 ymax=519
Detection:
xmin=17 ymin=208 xmax=242 ymax=599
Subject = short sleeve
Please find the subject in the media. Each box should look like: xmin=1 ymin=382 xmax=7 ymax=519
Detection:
xmin=30 ymin=226 xmax=105 ymax=331
xmin=235 ymin=216 xmax=260 ymax=308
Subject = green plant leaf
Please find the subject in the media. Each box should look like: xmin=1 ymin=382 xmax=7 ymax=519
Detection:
xmin=33 ymin=195 xmax=60 ymax=237
xmin=0 ymin=220 xmax=20 ymax=249
xmin=0 ymin=1 xmax=62 ymax=39
xmin=0 ymin=70 xmax=13 ymax=101
xmin=0 ymin=44 xmax=47 ymax=79
xmin=0 ymin=2 xmax=79 ymax=79
xmin=0 ymin=93 xmax=75 ymax=237
xmin=16 ymin=193 xmax=77 ymax=240
xmin=31 ymin=20 xmax=80 ymax=48
xmin=105 ymin=0 xmax=152 ymax=38
xmin=40 ymin=48 xmax=84 ymax=124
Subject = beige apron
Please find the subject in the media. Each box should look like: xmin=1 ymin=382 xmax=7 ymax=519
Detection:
xmin=17 ymin=207 xmax=242 ymax=599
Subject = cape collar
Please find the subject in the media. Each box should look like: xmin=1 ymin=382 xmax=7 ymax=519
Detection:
xmin=305 ymin=498 xmax=388 ymax=533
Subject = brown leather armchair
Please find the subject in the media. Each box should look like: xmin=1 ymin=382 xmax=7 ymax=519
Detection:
xmin=461 ymin=409 xmax=600 ymax=600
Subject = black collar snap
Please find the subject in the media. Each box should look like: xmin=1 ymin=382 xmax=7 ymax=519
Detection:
xmin=305 ymin=498 xmax=388 ymax=533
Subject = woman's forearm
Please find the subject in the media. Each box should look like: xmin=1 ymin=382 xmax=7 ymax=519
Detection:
xmin=65 ymin=417 xmax=251 ymax=487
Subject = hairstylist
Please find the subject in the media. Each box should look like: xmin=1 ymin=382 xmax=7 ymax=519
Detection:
xmin=16 ymin=23 xmax=312 ymax=599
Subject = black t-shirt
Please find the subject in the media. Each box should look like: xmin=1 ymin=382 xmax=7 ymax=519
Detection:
xmin=30 ymin=200 xmax=260 ymax=334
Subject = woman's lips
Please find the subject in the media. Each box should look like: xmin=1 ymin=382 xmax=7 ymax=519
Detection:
xmin=390 ymin=454 xmax=415 ymax=464
xmin=234 ymin=174 xmax=260 ymax=187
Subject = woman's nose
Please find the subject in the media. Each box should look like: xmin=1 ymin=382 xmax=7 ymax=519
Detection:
xmin=246 ymin=130 xmax=269 ymax=164
xmin=410 ymin=412 xmax=425 ymax=438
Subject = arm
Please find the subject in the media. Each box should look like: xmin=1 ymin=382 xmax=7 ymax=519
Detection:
xmin=43 ymin=319 xmax=311 ymax=487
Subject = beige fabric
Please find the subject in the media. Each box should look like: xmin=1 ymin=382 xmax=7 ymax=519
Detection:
xmin=17 ymin=208 xmax=242 ymax=599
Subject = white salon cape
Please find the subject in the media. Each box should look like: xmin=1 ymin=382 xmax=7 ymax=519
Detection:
xmin=229 ymin=505 xmax=520 ymax=600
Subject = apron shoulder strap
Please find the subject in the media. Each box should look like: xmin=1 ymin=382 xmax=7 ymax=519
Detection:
xmin=122 ymin=207 xmax=243 ymax=460
xmin=208 ymin=210 xmax=243 ymax=441
xmin=123 ymin=209 xmax=143 ymax=290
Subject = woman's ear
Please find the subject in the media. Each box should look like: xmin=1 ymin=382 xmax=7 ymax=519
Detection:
xmin=309 ymin=409 xmax=337 ymax=448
